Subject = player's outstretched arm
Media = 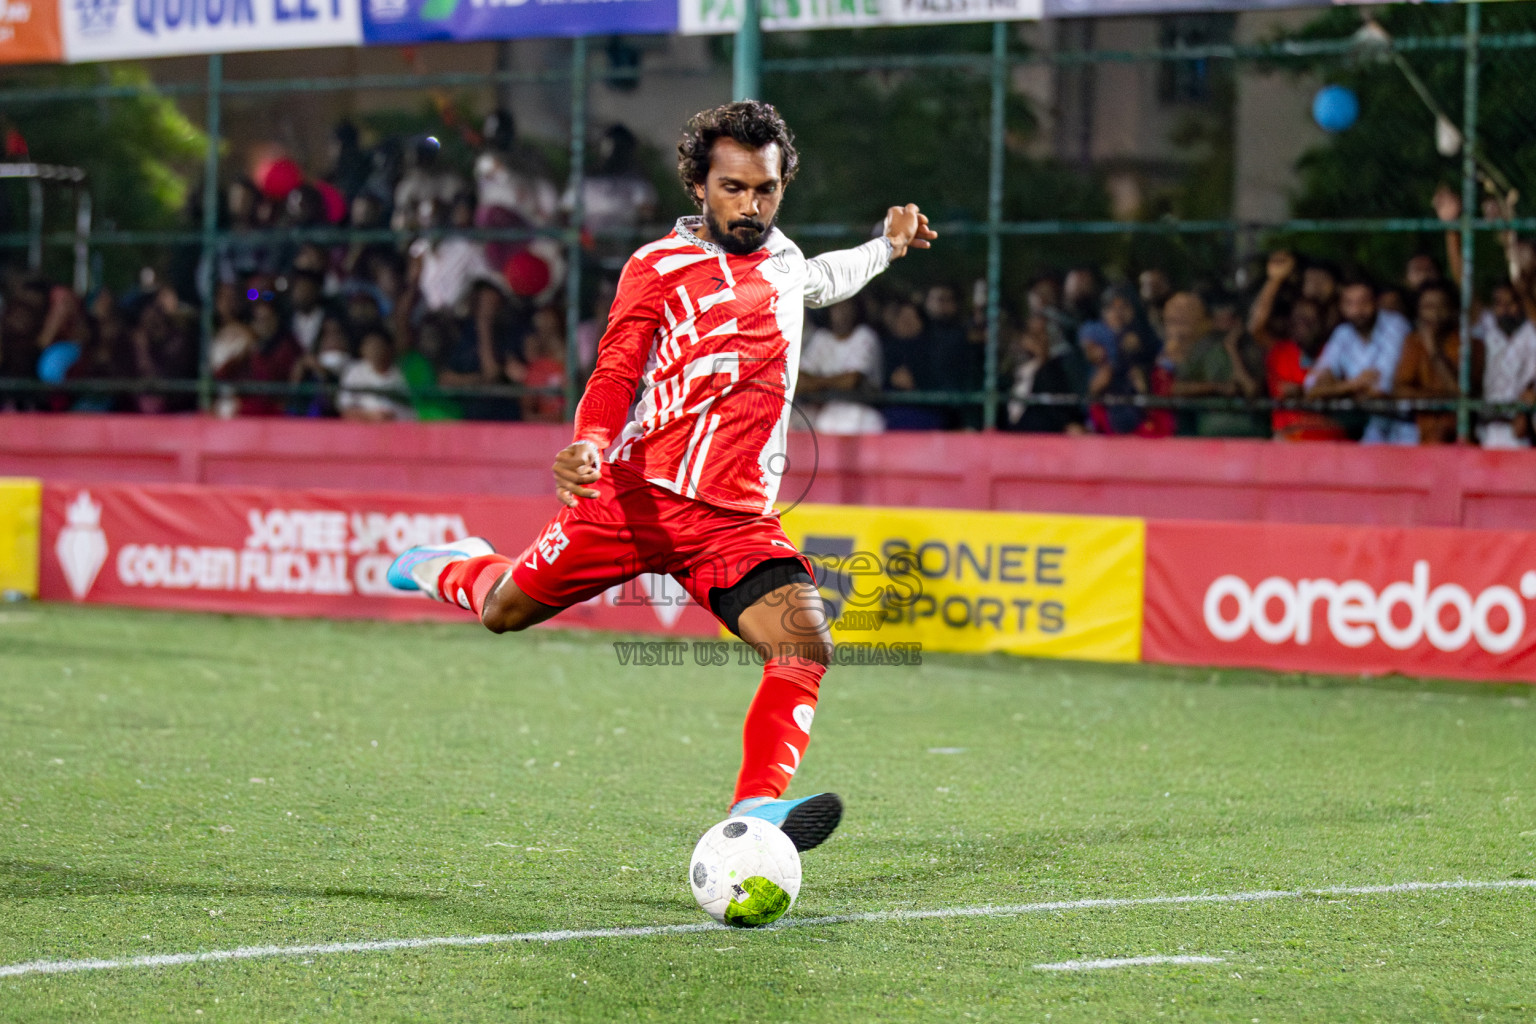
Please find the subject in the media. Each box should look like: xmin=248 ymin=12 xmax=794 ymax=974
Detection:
xmin=883 ymin=203 xmax=938 ymax=260
xmin=553 ymin=441 xmax=602 ymax=508
xmin=804 ymin=204 xmax=938 ymax=309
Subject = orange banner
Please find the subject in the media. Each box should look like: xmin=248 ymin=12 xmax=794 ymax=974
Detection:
xmin=0 ymin=0 xmax=61 ymax=64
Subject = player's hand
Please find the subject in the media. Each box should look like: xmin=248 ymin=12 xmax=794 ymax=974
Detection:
xmin=553 ymin=442 xmax=601 ymax=507
xmin=883 ymin=204 xmax=938 ymax=260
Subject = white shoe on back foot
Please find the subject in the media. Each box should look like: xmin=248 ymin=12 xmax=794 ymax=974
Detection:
xmin=386 ymin=537 xmax=496 ymax=599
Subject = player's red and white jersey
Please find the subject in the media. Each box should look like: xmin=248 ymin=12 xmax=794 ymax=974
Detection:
xmin=573 ymin=216 xmax=891 ymax=515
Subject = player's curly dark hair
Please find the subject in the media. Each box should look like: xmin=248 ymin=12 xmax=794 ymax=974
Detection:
xmin=676 ymin=101 xmax=799 ymax=208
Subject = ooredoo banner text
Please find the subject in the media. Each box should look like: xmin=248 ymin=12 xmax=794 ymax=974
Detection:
xmin=39 ymin=481 xmax=720 ymax=635
xmin=1143 ymin=519 xmax=1536 ymax=683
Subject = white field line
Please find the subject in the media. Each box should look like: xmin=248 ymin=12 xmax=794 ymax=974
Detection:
xmin=1035 ymin=955 xmax=1225 ymax=972
xmin=1 ymin=877 xmax=1532 ymax=981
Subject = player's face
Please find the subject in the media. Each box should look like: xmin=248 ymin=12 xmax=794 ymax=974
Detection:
xmin=695 ymin=138 xmax=783 ymax=255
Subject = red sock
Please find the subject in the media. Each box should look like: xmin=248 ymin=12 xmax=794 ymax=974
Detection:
xmin=733 ymin=656 xmax=826 ymax=806
xmin=437 ymin=554 xmax=515 ymax=617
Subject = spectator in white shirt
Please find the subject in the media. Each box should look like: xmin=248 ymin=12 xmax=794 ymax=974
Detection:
xmin=392 ymin=136 xmax=465 ymax=233
xmin=338 ymin=329 xmax=413 ymax=422
xmin=1305 ymin=278 xmax=1415 ymax=444
xmin=1478 ymin=282 xmax=1536 ymax=448
xmin=799 ymin=299 xmax=884 ymax=436
xmin=410 ymin=195 xmax=499 ymax=315
xmin=562 ymin=124 xmax=659 ymax=241
xmin=476 ymin=108 xmax=560 ymax=273
xmin=288 ymin=270 xmax=325 ymax=354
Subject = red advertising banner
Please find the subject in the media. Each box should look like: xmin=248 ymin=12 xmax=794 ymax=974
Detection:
xmin=1144 ymin=520 xmax=1536 ymax=683
xmin=38 ymin=481 xmax=718 ymax=636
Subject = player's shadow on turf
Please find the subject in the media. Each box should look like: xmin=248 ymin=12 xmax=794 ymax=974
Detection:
xmin=0 ymin=860 xmax=443 ymax=903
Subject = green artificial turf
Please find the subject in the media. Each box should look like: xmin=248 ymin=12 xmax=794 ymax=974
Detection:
xmin=1 ymin=603 xmax=1534 ymax=1021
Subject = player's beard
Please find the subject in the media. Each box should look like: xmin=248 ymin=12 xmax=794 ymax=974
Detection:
xmin=703 ymin=207 xmax=775 ymax=256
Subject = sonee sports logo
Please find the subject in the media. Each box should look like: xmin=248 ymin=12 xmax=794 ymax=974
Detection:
xmin=1203 ymin=561 xmax=1536 ymax=655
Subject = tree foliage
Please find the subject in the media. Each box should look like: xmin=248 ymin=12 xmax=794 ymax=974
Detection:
xmin=758 ymin=24 xmax=1109 ymax=298
xmin=1281 ymin=3 xmax=1536 ymax=287
xmin=0 ymin=63 xmax=207 ymax=288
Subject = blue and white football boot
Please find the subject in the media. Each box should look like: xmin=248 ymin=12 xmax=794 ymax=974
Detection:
xmin=385 ymin=537 xmax=497 ymax=600
xmin=730 ymin=793 xmax=843 ymax=853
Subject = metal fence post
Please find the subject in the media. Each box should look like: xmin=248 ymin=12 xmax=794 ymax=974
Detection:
xmin=983 ymin=21 xmax=1007 ymax=432
xmin=197 ymin=54 xmax=223 ymax=414
xmin=26 ymin=178 xmax=43 ymax=270
xmin=734 ymin=0 xmax=762 ymax=101
xmin=1457 ymin=1 xmax=1480 ymax=444
xmin=564 ymin=36 xmax=588 ymax=424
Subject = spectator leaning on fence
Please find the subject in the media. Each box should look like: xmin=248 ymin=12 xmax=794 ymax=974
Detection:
xmin=67 ymin=289 xmax=133 ymax=414
xmin=1476 ymin=282 xmax=1536 ymax=448
xmin=1000 ymin=309 xmax=1084 ymax=434
xmin=518 ymin=305 xmax=568 ymax=425
xmin=880 ymin=298 xmax=943 ymax=431
xmin=214 ymin=295 xmax=300 ymax=418
xmin=1302 ymin=258 xmax=1342 ymax=337
xmin=1250 ymin=251 xmax=1346 ymax=442
xmin=799 ymin=298 xmax=884 ymax=436
xmin=338 ymin=328 xmax=412 ymax=422
xmin=289 ymin=315 xmax=354 ymax=418
xmin=1083 ymin=285 xmax=1149 ymax=436
xmin=1305 ymin=275 xmax=1414 ymax=445
xmin=1392 ymin=281 xmax=1482 ymax=445
xmin=1172 ymin=292 xmax=1266 ymax=438
xmin=397 ymin=312 xmax=464 ymax=423
xmin=1436 ymin=183 xmax=1536 ymax=448
xmin=1136 ymin=268 xmax=1172 ymax=355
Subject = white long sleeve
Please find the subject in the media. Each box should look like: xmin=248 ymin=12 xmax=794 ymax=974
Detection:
xmin=804 ymin=237 xmax=893 ymax=309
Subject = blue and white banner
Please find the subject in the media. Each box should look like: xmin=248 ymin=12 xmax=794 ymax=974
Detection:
xmin=680 ymin=0 xmax=1039 ymax=35
xmin=1043 ymin=0 xmax=1393 ymax=13
xmin=362 ymin=0 xmax=676 ymax=45
xmin=62 ymin=0 xmax=362 ymax=61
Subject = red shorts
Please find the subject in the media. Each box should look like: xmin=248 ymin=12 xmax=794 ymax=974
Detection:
xmin=510 ymin=461 xmax=812 ymax=627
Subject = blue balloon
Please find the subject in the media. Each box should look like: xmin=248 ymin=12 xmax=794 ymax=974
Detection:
xmin=37 ymin=341 xmax=81 ymax=384
xmin=1313 ymin=85 xmax=1359 ymax=134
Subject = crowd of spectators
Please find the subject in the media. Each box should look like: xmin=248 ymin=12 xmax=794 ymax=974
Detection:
xmin=0 ymin=112 xmax=660 ymax=424
xmin=3 ymin=137 xmax=1535 ymax=448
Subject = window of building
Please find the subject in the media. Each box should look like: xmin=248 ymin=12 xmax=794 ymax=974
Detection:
xmin=1158 ymin=13 xmax=1236 ymax=106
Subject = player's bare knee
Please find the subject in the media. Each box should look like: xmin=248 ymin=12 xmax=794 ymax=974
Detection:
xmin=481 ymin=603 xmax=530 ymax=634
xmin=479 ymin=588 xmax=521 ymax=634
xmin=801 ymin=638 xmax=834 ymax=667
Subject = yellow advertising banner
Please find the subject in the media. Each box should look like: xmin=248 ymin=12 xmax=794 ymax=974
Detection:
xmin=780 ymin=503 xmax=1145 ymax=663
xmin=0 ymin=478 xmax=42 ymax=598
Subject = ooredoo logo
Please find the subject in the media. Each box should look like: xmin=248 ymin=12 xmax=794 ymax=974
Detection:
xmin=1203 ymin=561 xmax=1536 ymax=655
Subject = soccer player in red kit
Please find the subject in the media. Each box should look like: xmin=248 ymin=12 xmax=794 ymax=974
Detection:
xmin=387 ymin=101 xmax=935 ymax=853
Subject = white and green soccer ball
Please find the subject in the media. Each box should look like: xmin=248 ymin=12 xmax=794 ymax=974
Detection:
xmin=690 ymin=816 xmax=802 ymax=928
